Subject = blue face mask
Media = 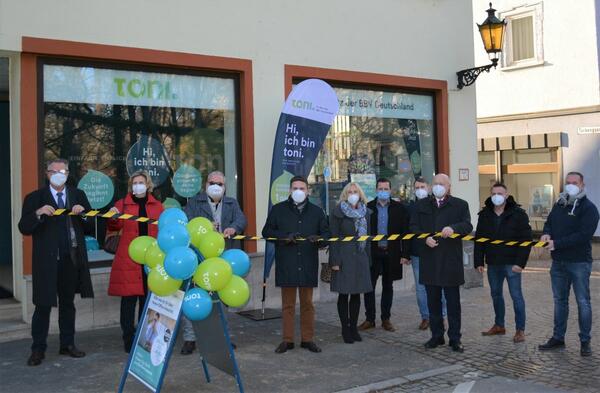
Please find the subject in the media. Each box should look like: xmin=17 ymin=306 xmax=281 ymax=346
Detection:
xmin=377 ymin=191 xmax=390 ymax=200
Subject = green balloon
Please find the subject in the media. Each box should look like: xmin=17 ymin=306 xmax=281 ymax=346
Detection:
xmin=218 ymin=275 xmax=250 ymax=308
xmin=148 ymin=265 xmax=182 ymax=296
xmin=187 ymin=217 xmax=214 ymax=249
xmin=193 ymin=257 xmax=232 ymax=292
xmin=128 ymin=236 xmax=156 ymax=265
xmin=145 ymin=241 xmax=165 ymax=268
xmin=197 ymin=231 xmax=225 ymax=259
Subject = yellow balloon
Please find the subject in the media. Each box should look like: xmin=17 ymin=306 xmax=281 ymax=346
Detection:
xmin=187 ymin=217 xmax=214 ymax=249
xmin=145 ymin=241 xmax=165 ymax=268
xmin=197 ymin=231 xmax=225 ymax=259
xmin=218 ymin=275 xmax=250 ymax=308
xmin=148 ymin=265 xmax=182 ymax=296
xmin=128 ymin=236 xmax=156 ymax=264
xmin=193 ymin=257 xmax=232 ymax=291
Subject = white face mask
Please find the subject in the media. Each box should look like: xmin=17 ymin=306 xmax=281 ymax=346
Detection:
xmin=132 ymin=183 xmax=147 ymax=195
xmin=207 ymin=184 xmax=224 ymax=199
xmin=50 ymin=172 xmax=67 ymax=187
xmin=415 ymin=188 xmax=428 ymax=200
xmin=565 ymin=184 xmax=580 ymax=197
xmin=491 ymin=194 xmax=505 ymax=206
xmin=432 ymin=184 xmax=446 ymax=199
xmin=347 ymin=194 xmax=360 ymax=206
xmin=291 ymin=189 xmax=306 ymax=204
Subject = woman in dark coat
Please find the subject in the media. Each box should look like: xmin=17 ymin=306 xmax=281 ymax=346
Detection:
xmin=107 ymin=170 xmax=164 ymax=352
xmin=329 ymin=182 xmax=373 ymax=344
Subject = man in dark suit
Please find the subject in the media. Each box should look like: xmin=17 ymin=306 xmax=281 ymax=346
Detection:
xmin=18 ymin=158 xmax=94 ymax=366
xmin=359 ymin=178 xmax=411 ymax=332
xmin=410 ymin=173 xmax=472 ymax=352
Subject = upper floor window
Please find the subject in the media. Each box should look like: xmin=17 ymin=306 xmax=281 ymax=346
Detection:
xmin=501 ymin=3 xmax=544 ymax=69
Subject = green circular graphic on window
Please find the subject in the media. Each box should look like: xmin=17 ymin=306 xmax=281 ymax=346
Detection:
xmin=163 ymin=197 xmax=182 ymax=209
xmin=78 ymin=169 xmax=114 ymax=209
xmin=126 ymin=135 xmax=170 ymax=187
xmin=172 ymin=164 xmax=202 ymax=198
xmin=270 ymin=170 xmax=294 ymax=205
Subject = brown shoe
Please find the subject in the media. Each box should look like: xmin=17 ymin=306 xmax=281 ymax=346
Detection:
xmin=419 ymin=319 xmax=430 ymax=330
xmin=358 ymin=320 xmax=376 ymax=331
xmin=481 ymin=325 xmax=506 ymax=336
xmin=382 ymin=320 xmax=396 ymax=332
xmin=513 ymin=330 xmax=525 ymax=343
xmin=27 ymin=351 xmax=45 ymax=366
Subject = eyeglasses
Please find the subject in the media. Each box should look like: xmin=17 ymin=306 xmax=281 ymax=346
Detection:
xmin=47 ymin=169 xmax=69 ymax=175
xmin=209 ymin=182 xmax=224 ymax=187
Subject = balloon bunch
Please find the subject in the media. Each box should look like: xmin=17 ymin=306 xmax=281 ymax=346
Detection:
xmin=127 ymin=208 xmax=252 ymax=322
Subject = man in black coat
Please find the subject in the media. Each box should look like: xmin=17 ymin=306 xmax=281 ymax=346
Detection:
xmin=359 ymin=178 xmax=410 ymax=332
xmin=474 ymin=182 xmax=532 ymax=343
xmin=18 ymin=159 xmax=94 ymax=366
xmin=262 ymin=175 xmax=330 ymax=354
xmin=410 ymin=173 xmax=472 ymax=352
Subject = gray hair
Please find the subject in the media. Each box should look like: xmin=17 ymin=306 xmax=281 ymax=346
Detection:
xmin=207 ymin=171 xmax=226 ymax=181
xmin=47 ymin=158 xmax=69 ymax=170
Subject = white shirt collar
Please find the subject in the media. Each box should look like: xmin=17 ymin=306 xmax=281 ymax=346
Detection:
xmin=49 ymin=185 xmax=67 ymax=204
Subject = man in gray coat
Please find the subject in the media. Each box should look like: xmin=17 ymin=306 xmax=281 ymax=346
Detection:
xmin=180 ymin=170 xmax=247 ymax=354
xmin=410 ymin=174 xmax=472 ymax=353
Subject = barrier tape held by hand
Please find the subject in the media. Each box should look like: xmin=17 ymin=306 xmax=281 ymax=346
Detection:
xmin=52 ymin=208 xmax=548 ymax=248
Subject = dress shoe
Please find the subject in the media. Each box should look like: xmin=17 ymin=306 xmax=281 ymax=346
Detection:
xmin=341 ymin=325 xmax=354 ymax=344
xmin=424 ymin=337 xmax=445 ymax=349
xmin=513 ymin=330 xmax=525 ymax=343
xmin=180 ymin=341 xmax=196 ymax=355
xmin=274 ymin=341 xmax=294 ymax=354
xmin=27 ymin=351 xmax=45 ymax=366
xmin=538 ymin=337 xmax=565 ymax=351
xmin=481 ymin=325 xmax=506 ymax=336
xmin=449 ymin=341 xmax=464 ymax=353
xmin=581 ymin=341 xmax=592 ymax=357
xmin=59 ymin=345 xmax=86 ymax=358
xmin=300 ymin=341 xmax=322 ymax=353
xmin=382 ymin=320 xmax=396 ymax=332
xmin=418 ymin=319 xmax=430 ymax=330
xmin=358 ymin=320 xmax=375 ymax=331
xmin=124 ymin=337 xmax=134 ymax=353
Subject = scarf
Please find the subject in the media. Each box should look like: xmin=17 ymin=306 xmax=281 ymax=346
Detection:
xmin=340 ymin=201 xmax=368 ymax=251
xmin=557 ymin=189 xmax=587 ymax=215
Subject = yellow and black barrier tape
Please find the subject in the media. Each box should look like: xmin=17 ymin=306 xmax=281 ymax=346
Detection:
xmin=52 ymin=209 xmax=547 ymax=247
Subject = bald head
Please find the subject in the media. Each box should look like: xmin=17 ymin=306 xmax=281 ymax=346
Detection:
xmin=432 ymin=173 xmax=451 ymax=198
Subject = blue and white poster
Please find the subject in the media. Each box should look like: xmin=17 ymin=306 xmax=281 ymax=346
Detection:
xmin=128 ymin=291 xmax=184 ymax=392
xmin=263 ymin=79 xmax=339 ymax=279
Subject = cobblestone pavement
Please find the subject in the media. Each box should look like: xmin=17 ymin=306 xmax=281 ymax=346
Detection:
xmin=316 ymin=261 xmax=600 ymax=393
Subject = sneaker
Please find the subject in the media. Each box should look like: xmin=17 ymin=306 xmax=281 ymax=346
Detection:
xmin=358 ymin=320 xmax=376 ymax=331
xmin=513 ymin=330 xmax=525 ymax=343
xmin=581 ymin=341 xmax=592 ymax=357
xmin=482 ymin=325 xmax=506 ymax=336
xmin=538 ymin=338 xmax=565 ymax=351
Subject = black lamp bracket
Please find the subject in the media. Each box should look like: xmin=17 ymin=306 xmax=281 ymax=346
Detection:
xmin=456 ymin=59 xmax=498 ymax=89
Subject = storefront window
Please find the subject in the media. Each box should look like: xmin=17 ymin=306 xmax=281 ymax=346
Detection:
xmin=42 ymin=63 xmax=239 ymax=263
xmin=307 ymin=86 xmax=436 ymax=213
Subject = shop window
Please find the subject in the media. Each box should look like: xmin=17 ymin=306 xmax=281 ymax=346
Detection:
xmin=42 ymin=62 xmax=240 ymax=264
xmin=306 ymin=85 xmax=436 ymax=213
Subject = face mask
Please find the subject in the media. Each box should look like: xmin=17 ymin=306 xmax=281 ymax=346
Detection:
xmin=415 ymin=188 xmax=428 ymax=200
xmin=347 ymin=194 xmax=360 ymax=205
xmin=291 ymin=189 xmax=306 ymax=204
xmin=377 ymin=191 xmax=390 ymax=200
xmin=207 ymin=184 xmax=224 ymax=199
xmin=565 ymin=184 xmax=580 ymax=197
xmin=50 ymin=172 xmax=67 ymax=187
xmin=132 ymin=183 xmax=147 ymax=195
xmin=491 ymin=194 xmax=505 ymax=206
xmin=432 ymin=184 xmax=446 ymax=199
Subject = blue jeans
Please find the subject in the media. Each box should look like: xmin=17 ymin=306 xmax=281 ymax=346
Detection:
xmin=487 ymin=265 xmax=526 ymax=331
xmin=550 ymin=261 xmax=592 ymax=343
xmin=411 ymin=256 xmax=446 ymax=320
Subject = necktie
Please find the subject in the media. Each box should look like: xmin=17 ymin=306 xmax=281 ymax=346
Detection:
xmin=56 ymin=192 xmax=65 ymax=208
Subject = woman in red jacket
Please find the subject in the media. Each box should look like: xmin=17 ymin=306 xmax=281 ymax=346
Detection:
xmin=107 ymin=170 xmax=164 ymax=352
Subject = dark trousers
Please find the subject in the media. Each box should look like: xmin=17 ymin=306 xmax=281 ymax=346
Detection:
xmin=337 ymin=294 xmax=361 ymax=328
xmin=120 ymin=269 xmax=148 ymax=344
xmin=31 ymin=255 xmax=77 ymax=352
xmin=363 ymin=254 xmax=394 ymax=322
xmin=426 ymin=285 xmax=461 ymax=342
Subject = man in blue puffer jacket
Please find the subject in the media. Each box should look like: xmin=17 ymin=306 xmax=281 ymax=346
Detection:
xmin=538 ymin=171 xmax=599 ymax=357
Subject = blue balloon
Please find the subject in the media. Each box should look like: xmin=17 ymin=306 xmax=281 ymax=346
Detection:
xmin=157 ymin=224 xmax=190 ymax=253
xmin=221 ymin=249 xmax=251 ymax=277
xmin=158 ymin=208 xmax=189 ymax=229
xmin=182 ymin=288 xmax=213 ymax=321
xmin=143 ymin=265 xmax=151 ymax=275
xmin=164 ymin=246 xmax=198 ymax=280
